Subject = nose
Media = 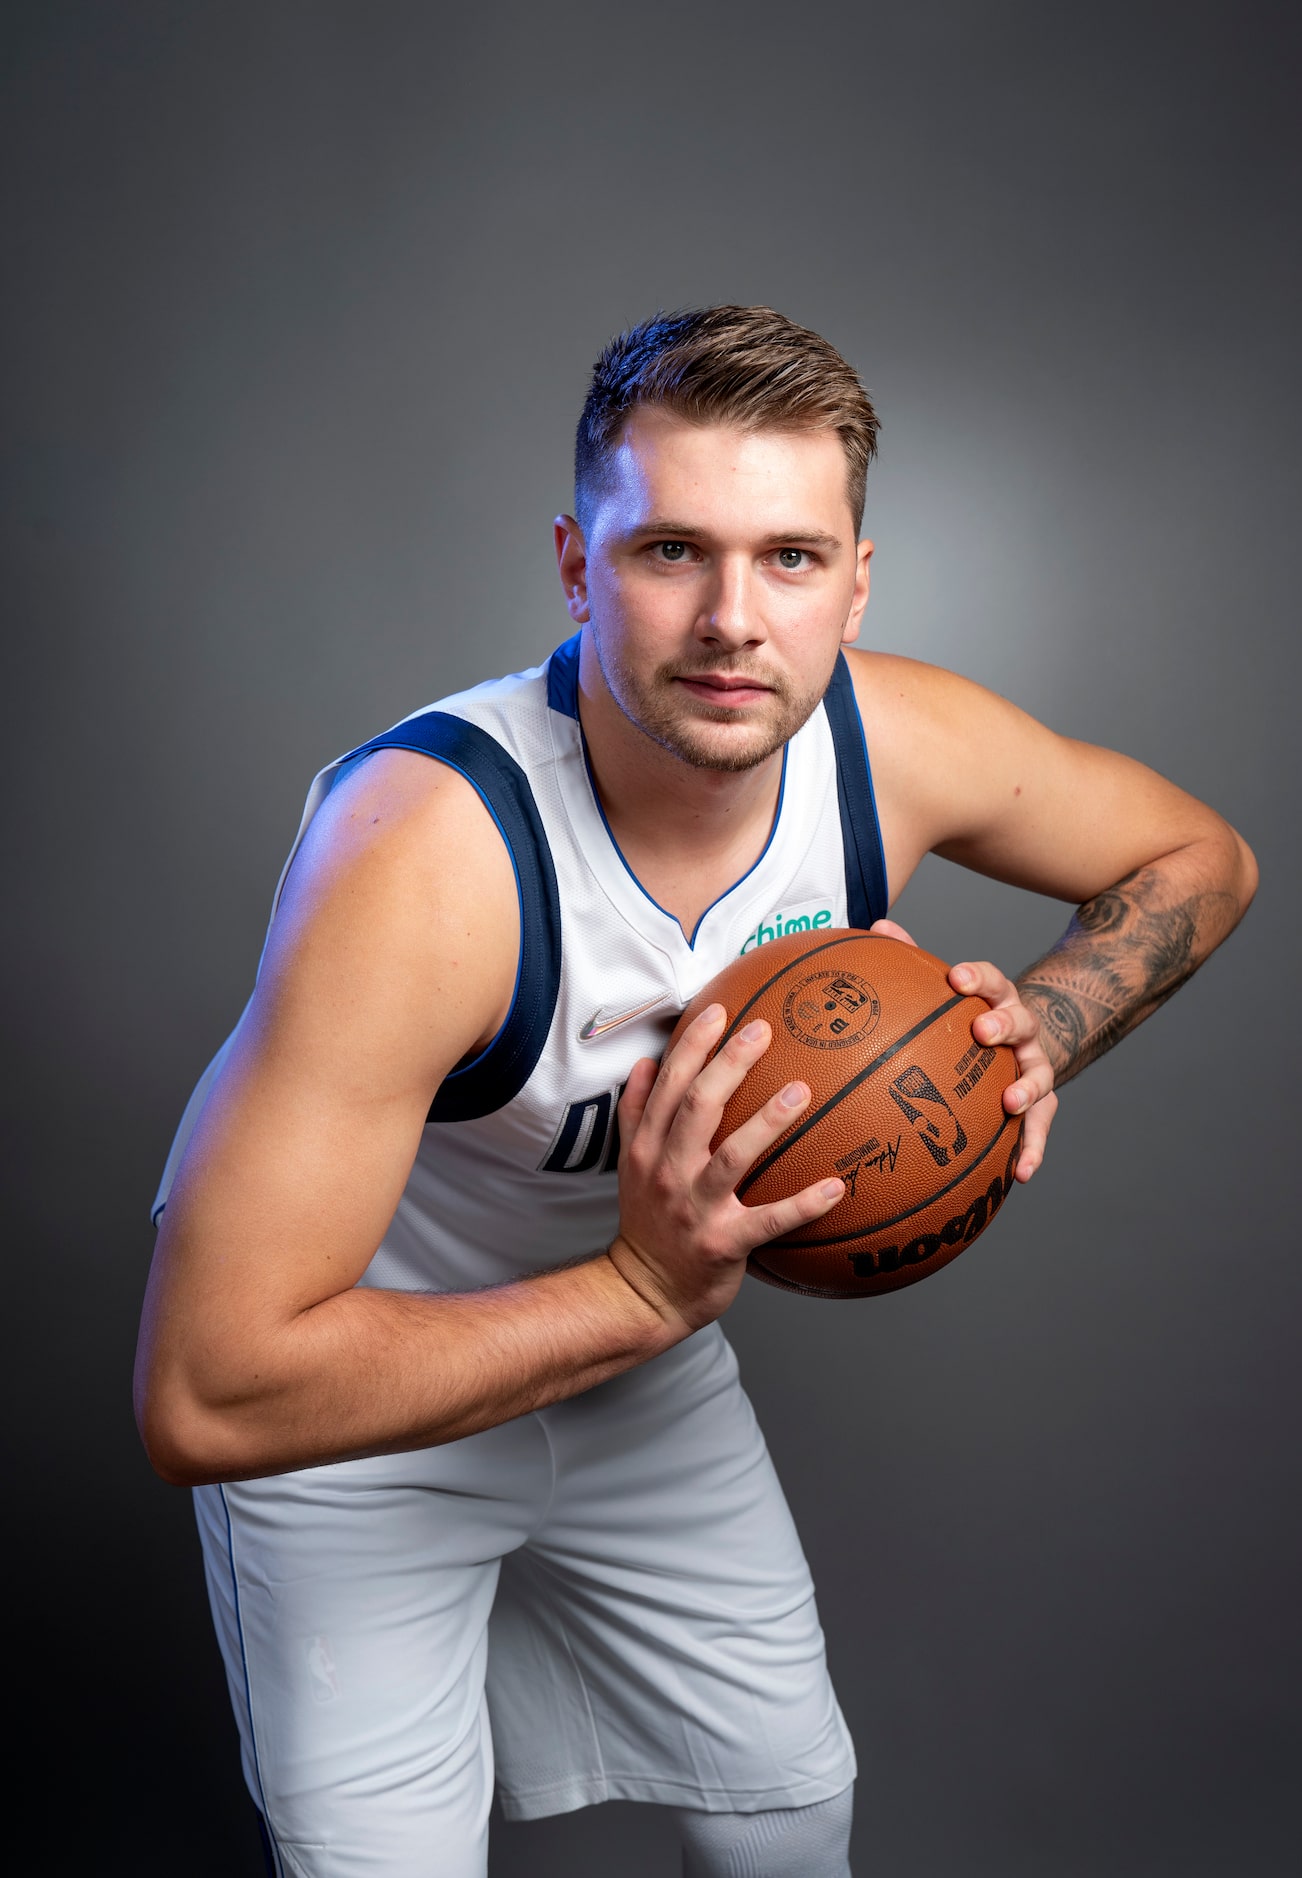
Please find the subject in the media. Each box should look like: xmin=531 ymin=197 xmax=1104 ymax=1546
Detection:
xmin=697 ymin=555 xmax=765 ymax=649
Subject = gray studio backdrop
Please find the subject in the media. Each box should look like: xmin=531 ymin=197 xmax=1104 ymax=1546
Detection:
xmin=4 ymin=4 xmax=1299 ymax=1873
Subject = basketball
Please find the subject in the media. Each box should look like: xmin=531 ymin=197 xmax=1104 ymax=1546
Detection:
xmin=668 ymin=930 xmax=1023 ymax=1298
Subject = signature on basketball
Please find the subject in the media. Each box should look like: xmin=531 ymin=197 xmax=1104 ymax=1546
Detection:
xmin=833 ymin=1135 xmax=903 ymax=1194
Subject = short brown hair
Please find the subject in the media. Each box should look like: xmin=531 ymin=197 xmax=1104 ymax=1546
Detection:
xmin=574 ymin=304 xmax=880 ymax=534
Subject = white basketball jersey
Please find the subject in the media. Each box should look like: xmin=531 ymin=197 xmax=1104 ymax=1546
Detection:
xmin=153 ymin=634 xmax=888 ymax=1293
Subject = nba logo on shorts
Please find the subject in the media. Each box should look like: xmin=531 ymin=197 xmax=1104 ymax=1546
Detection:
xmin=306 ymin=1635 xmax=341 ymax=1704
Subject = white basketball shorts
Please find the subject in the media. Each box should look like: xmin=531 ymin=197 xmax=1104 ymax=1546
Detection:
xmin=194 ymin=1324 xmax=855 ymax=1878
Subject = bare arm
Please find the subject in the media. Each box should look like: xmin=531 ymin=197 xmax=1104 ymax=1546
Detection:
xmin=135 ymin=751 xmax=839 ymax=1486
xmin=852 ymin=651 xmax=1258 ymax=1169
xmin=1015 ymin=849 xmax=1247 ymax=1085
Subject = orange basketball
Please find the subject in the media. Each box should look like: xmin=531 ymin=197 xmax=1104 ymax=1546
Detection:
xmin=668 ymin=929 xmax=1023 ymax=1298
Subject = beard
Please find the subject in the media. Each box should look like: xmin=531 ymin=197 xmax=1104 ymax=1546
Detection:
xmin=591 ymin=639 xmax=830 ymax=774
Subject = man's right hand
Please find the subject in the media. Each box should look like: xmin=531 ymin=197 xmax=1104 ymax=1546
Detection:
xmin=607 ymin=1004 xmax=846 ymax=1336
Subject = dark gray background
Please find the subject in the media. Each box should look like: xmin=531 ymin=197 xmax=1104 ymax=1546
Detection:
xmin=4 ymin=3 xmax=1299 ymax=1872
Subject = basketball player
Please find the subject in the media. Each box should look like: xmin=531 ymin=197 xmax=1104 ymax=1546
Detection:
xmin=135 ymin=307 xmax=1256 ymax=1877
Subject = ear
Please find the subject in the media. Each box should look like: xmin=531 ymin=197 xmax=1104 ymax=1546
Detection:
xmin=841 ymin=538 xmax=874 ymax=645
xmin=554 ymin=515 xmax=590 ymax=623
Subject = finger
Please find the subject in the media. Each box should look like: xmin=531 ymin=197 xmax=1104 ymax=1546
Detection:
xmin=1004 ymin=1071 xmax=1052 ymax=1116
xmin=615 ymin=1057 xmax=659 ymax=1150
xmin=1013 ymin=1091 xmax=1057 ymax=1181
xmin=661 ymin=1018 xmax=775 ymax=1160
xmin=999 ymin=1015 xmax=1056 ymax=1113
xmin=678 ymin=1015 xmax=777 ymax=1115
xmin=950 ymin=964 xmax=1057 ymax=1117
xmin=870 ymin=917 xmax=917 ymax=947
xmin=949 ymin=959 xmax=1012 ymax=1003
xmin=639 ymin=1003 xmax=728 ymax=1137
xmin=739 ymin=1174 xmax=846 ymax=1251
xmin=696 ymin=1077 xmax=812 ymax=1201
xmin=971 ymin=998 xmax=1043 ymax=1049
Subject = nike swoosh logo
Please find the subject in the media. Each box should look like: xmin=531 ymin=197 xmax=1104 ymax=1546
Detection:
xmin=578 ymin=994 xmax=672 ymax=1041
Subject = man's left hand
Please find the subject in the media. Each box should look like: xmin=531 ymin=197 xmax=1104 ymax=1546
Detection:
xmin=869 ymin=918 xmax=1057 ymax=1183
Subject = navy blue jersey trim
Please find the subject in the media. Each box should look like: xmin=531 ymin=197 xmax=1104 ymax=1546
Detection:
xmin=824 ymin=652 xmax=889 ymax=926
xmin=341 ymin=714 xmax=561 ymax=1122
xmin=547 ymin=633 xmax=581 ymax=718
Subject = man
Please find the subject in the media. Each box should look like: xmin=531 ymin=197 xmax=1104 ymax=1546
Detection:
xmin=135 ymin=306 xmax=1256 ymax=1877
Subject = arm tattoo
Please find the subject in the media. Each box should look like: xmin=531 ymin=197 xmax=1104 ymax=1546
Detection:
xmin=1016 ymin=863 xmax=1241 ymax=1084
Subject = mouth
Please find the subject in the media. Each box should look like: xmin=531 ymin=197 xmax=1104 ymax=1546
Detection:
xmin=671 ymin=672 xmax=775 ymax=709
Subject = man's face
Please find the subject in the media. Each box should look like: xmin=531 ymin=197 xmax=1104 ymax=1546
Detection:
xmin=556 ymin=408 xmax=873 ymax=773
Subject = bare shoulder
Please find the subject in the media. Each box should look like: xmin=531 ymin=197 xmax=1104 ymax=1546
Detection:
xmin=842 ymin=648 xmax=1055 ymax=894
xmin=845 ymin=646 xmax=1060 ymax=818
xmin=844 ymin=646 xmax=1031 ymax=743
xmin=294 ymin=745 xmax=517 ymax=915
xmin=251 ymin=747 xmax=521 ymax=1097
xmin=841 ymin=646 xmax=1238 ymax=904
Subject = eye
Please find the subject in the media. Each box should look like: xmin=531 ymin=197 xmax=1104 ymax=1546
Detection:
xmin=776 ymin=548 xmax=809 ymax=570
xmin=657 ymin=541 xmax=689 ymax=562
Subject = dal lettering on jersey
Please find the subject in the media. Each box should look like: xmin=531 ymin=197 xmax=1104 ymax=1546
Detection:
xmin=540 ymin=1086 xmax=625 ymax=1174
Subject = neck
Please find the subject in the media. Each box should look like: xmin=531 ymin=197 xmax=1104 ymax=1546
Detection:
xmin=576 ymin=635 xmax=785 ymax=934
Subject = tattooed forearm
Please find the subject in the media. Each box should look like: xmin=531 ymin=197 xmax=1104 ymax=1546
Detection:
xmin=1016 ymin=860 xmax=1244 ymax=1084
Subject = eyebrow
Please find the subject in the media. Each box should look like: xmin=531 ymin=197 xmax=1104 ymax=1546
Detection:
xmin=625 ymin=519 xmax=844 ymax=551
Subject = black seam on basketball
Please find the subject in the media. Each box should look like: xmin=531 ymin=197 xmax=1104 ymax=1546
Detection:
xmin=715 ymin=932 xmax=872 ymax=1047
xmin=734 ymin=992 xmax=968 ymax=1200
xmin=768 ymin=1111 xmax=1021 ymax=1248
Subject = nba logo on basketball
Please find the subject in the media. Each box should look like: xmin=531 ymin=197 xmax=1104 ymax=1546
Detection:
xmin=888 ymin=1065 xmax=968 ymax=1168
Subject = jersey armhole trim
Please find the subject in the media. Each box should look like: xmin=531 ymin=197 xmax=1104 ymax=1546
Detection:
xmin=546 ymin=632 xmax=582 ymax=718
xmin=338 ymin=713 xmax=562 ymax=1122
xmin=824 ymin=651 xmax=890 ymax=927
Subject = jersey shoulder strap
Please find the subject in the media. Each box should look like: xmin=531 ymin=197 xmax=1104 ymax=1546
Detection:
xmin=823 ymin=652 xmax=889 ymax=928
xmin=343 ymin=711 xmax=562 ymax=1123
